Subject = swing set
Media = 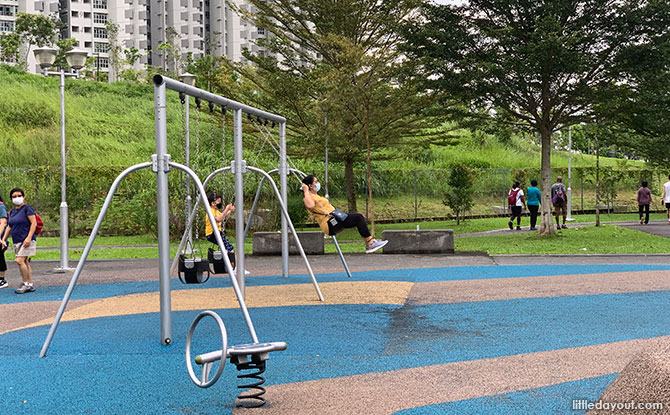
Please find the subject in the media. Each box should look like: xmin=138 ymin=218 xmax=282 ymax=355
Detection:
xmin=38 ymin=75 xmax=349 ymax=407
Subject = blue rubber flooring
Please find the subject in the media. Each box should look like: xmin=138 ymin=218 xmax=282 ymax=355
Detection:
xmin=3 ymin=263 xmax=669 ymax=304
xmin=1 ymin=264 xmax=668 ymax=414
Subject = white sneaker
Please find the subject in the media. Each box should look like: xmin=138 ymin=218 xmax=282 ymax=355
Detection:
xmin=365 ymin=239 xmax=388 ymax=254
xmin=233 ymin=268 xmax=251 ymax=276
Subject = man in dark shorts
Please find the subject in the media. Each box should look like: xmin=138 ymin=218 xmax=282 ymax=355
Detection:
xmin=551 ymin=177 xmax=567 ymax=229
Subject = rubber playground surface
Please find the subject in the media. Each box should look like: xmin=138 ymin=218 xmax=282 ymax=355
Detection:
xmin=1 ymin=253 xmax=670 ymax=414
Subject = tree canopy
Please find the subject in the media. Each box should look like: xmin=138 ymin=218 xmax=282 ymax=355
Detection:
xmin=403 ymin=0 xmax=668 ymax=234
xmin=227 ymin=0 xmax=455 ymax=212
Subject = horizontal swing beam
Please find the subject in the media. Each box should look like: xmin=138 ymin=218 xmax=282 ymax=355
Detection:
xmin=153 ymin=75 xmax=286 ymax=125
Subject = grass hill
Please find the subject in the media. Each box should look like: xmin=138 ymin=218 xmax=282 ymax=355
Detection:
xmin=0 ymin=65 xmax=636 ymax=171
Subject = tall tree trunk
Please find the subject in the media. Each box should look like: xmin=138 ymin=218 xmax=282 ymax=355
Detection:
xmin=344 ymin=157 xmax=357 ymax=213
xmin=594 ymin=123 xmax=600 ymax=226
xmin=365 ymin=102 xmax=375 ymax=236
xmin=539 ymin=125 xmax=555 ymax=235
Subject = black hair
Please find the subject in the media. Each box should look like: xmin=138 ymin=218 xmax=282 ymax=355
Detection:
xmin=302 ymin=175 xmax=316 ymax=186
xmin=9 ymin=188 xmax=24 ymax=198
xmin=530 ymin=179 xmax=538 ymax=187
xmin=642 ymin=180 xmax=648 ymax=187
xmin=512 ymin=181 xmax=520 ymax=189
xmin=207 ymin=192 xmax=221 ymax=204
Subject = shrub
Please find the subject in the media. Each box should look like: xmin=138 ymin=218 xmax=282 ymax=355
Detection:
xmin=442 ymin=164 xmax=474 ymax=224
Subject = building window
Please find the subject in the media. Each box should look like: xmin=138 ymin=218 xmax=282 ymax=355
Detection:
xmin=94 ymin=42 xmax=109 ymax=53
xmin=0 ymin=20 xmax=14 ymax=32
xmin=0 ymin=5 xmax=18 ymax=16
xmin=97 ymin=57 xmax=109 ymax=68
xmin=93 ymin=27 xmax=107 ymax=38
xmin=84 ymin=26 xmax=91 ymax=33
xmin=257 ymin=26 xmax=265 ymax=35
xmin=93 ymin=0 xmax=107 ymax=9
xmin=93 ymin=13 xmax=107 ymax=24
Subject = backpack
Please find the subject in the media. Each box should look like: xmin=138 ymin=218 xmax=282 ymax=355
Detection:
xmin=552 ymin=186 xmax=566 ymax=204
xmin=34 ymin=213 xmax=44 ymax=235
xmin=508 ymin=188 xmax=520 ymax=206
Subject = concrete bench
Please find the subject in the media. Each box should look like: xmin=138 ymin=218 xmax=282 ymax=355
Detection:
xmin=381 ymin=229 xmax=455 ymax=254
xmin=252 ymin=231 xmax=324 ymax=255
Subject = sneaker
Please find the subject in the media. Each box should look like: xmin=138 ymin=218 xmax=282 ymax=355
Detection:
xmin=233 ymin=268 xmax=251 ymax=276
xmin=516 ymin=226 xmax=521 ymax=230
xmin=15 ymin=283 xmax=35 ymax=294
xmin=561 ymin=225 xmax=568 ymax=229
xmin=508 ymin=221 xmax=513 ymax=230
xmin=0 ymin=279 xmax=7 ymax=289
xmin=640 ymin=218 xmax=644 ymax=225
xmin=365 ymin=239 xmax=388 ymax=254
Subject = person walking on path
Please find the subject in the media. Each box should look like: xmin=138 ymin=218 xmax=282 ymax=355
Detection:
xmin=508 ymin=181 xmax=527 ymax=231
xmin=551 ymin=177 xmax=568 ymax=229
xmin=0 ymin=188 xmax=37 ymax=294
xmin=637 ymin=180 xmax=652 ymax=225
xmin=661 ymin=175 xmax=670 ymax=224
xmin=0 ymin=195 xmax=7 ymax=289
xmin=526 ymin=179 xmax=541 ymax=230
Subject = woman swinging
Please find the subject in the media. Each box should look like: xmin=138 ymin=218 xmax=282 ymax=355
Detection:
xmin=301 ymin=175 xmax=387 ymax=253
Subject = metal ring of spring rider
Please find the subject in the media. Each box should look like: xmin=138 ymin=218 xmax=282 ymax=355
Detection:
xmin=185 ymin=310 xmax=228 ymax=388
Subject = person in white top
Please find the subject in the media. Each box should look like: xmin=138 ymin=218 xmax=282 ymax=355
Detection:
xmin=508 ymin=181 xmax=527 ymax=230
xmin=660 ymin=175 xmax=670 ymax=224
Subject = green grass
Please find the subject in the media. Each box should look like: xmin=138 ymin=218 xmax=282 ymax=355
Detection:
xmin=455 ymin=224 xmax=670 ymax=254
xmin=11 ymin=211 xmax=667 ymax=260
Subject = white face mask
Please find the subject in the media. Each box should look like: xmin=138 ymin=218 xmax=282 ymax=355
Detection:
xmin=12 ymin=197 xmax=24 ymax=205
xmin=314 ymin=183 xmax=321 ymax=192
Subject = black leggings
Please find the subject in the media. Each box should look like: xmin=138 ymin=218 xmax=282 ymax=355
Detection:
xmin=509 ymin=206 xmax=522 ymax=225
xmin=0 ymin=249 xmax=6 ymax=273
xmin=528 ymin=205 xmax=539 ymax=228
xmin=327 ymin=213 xmax=371 ymax=238
xmin=639 ymin=204 xmax=650 ymax=224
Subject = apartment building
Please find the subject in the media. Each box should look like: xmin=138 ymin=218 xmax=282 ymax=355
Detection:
xmin=1 ymin=0 xmax=268 ymax=76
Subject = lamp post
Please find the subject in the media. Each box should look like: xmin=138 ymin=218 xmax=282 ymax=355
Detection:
xmin=567 ymin=125 xmax=575 ymax=221
xmin=179 ymin=73 xmax=196 ymax=253
xmin=33 ymin=47 xmax=89 ymax=272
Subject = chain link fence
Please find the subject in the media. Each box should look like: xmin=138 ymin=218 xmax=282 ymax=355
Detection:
xmin=0 ymin=165 xmax=665 ymax=235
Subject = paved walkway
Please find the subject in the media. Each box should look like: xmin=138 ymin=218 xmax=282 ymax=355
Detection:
xmin=1 ymin=254 xmax=669 ymax=414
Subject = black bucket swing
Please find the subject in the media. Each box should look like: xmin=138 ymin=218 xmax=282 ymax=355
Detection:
xmin=178 ymin=239 xmax=210 ymax=284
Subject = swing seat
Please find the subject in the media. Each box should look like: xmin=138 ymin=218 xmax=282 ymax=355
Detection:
xmin=207 ymin=248 xmax=235 ymax=274
xmin=179 ymin=255 xmax=211 ymax=284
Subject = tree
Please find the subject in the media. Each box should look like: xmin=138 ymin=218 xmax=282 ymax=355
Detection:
xmin=228 ymin=0 xmax=454 ymax=214
xmin=607 ymin=2 xmax=670 ymax=166
xmin=14 ymin=12 xmax=59 ymax=69
xmin=0 ymin=32 xmax=20 ymax=63
xmin=105 ymin=21 xmax=123 ymax=82
xmin=443 ymin=165 xmax=474 ymax=225
xmin=403 ymin=0 xmax=664 ymax=235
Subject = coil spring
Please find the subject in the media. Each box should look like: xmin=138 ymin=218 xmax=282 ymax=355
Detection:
xmin=235 ymin=360 xmax=266 ymax=408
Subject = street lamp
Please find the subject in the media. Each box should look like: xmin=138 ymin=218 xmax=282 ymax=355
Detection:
xmin=179 ymin=72 xmax=196 ymax=253
xmin=566 ymin=125 xmax=575 ymax=221
xmin=33 ymin=46 xmax=89 ymax=272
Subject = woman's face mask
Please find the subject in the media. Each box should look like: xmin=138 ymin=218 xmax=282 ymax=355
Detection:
xmin=12 ymin=196 xmax=24 ymax=206
xmin=313 ymin=182 xmax=321 ymax=192
xmin=216 ymin=202 xmax=223 ymax=209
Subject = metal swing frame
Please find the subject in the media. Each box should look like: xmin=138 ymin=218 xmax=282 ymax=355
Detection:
xmin=38 ymin=75 xmax=317 ymax=357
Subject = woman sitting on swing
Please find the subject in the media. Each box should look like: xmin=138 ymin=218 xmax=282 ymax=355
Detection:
xmin=301 ymin=175 xmax=387 ymax=253
xmin=204 ymin=192 xmax=249 ymax=275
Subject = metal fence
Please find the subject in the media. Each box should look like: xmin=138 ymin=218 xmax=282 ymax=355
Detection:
xmin=0 ymin=165 xmax=665 ymax=235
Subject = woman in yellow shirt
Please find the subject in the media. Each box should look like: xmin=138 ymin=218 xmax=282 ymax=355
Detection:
xmin=301 ymin=175 xmax=387 ymax=253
